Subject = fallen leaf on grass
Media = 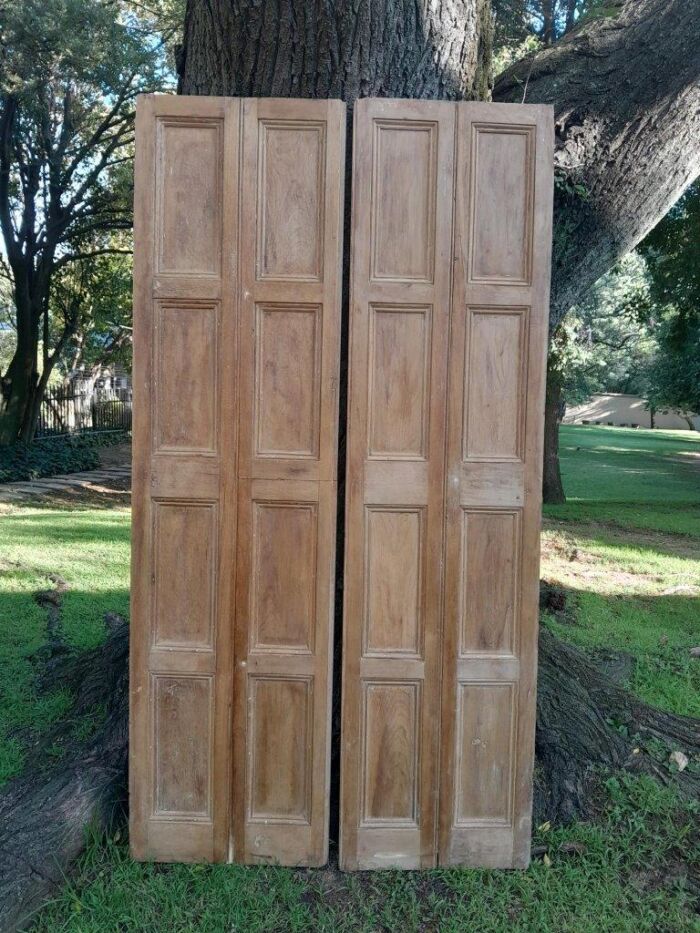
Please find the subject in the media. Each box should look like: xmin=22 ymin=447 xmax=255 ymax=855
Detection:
xmin=669 ymin=750 xmax=688 ymax=772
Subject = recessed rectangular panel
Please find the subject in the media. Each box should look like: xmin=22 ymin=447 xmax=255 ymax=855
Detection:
xmin=368 ymin=306 xmax=431 ymax=459
xmin=362 ymin=682 xmax=419 ymax=825
xmin=156 ymin=119 xmax=222 ymax=276
xmin=155 ymin=302 xmax=217 ymax=454
xmin=364 ymin=508 xmax=423 ymax=657
xmin=153 ymin=501 xmax=216 ymax=649
xmin=455 ymin=683 xmax=514 ymax=824
xmin=255 ymin=305 xmax=321 ymax=458
xmin=249 ymin=677 xmax=312 ymax=822
xmin=469 ymin=126 xmax=534 ymax=283
xmin=257 ymin=121 xmax=325 ymax=280
xmin=371 ymin=122 xmax=437 ymax=282
xmin=461 ymin=510 xmax=519 ymax=656
xmin=251 ymin=502 xmax=317 ymax=652
xmin=153 ymin=675 xmax=212 ymax=818
xmin=464 ymin=310 xmax=526 ymax=461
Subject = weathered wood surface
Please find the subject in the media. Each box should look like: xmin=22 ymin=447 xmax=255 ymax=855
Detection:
xmin=130 ymin=94 xmax=345 ymax=865
xmin=340 ymin=98 xmax=553 ymax=869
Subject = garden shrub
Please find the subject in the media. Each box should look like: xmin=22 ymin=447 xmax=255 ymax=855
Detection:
xmin=0 ymin=431 xmax=129 ymax=483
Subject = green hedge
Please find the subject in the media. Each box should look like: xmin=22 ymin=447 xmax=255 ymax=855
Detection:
xmin=0 ymin=431 xmax=129 ymax=484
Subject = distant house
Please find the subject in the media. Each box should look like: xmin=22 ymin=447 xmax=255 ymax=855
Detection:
xmin=564 ymin=393 xmax=699 ymax=431
xmin=66 ymin=364 xmax=132 ymax=399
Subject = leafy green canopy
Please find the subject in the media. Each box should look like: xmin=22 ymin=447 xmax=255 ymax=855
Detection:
xmin=640 ymin=182 xmax=700 ymax=414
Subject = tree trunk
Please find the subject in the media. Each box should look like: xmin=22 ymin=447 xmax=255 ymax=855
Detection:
xmin=542 ymin=361 xmax=566 ymax=503
xmin=178 ymin=0 xmax=493 ymax=103
xmin=494 ymin=0 xmax=700 ymax=330
xmin=0 ymin=615 xmax=128 ymax=933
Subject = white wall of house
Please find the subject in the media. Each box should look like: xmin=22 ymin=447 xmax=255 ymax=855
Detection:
xmin=564 ymin=393 xmax=698 ymax=430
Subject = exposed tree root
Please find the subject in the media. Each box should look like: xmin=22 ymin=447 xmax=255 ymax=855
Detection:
xmin=1 ymin=615 xmax=698 ymax=929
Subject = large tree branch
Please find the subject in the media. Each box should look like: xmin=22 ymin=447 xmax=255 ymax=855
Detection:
xmin=495 ymin=0 xmax=700 ymax=329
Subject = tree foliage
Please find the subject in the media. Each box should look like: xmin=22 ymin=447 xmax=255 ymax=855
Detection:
xmin=0 ymin=0 xmax=178 ymax=442
xmin=639 ymin=182 xmax=700 ymax=414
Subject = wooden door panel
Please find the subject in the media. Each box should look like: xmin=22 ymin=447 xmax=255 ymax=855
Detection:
xmin=439 ymin=102 xmax=553 ymax=868
xmin=232 ymin=99 xmax=345 ymax=867
xmin=342 ymin=99 xmax=551 ymax=870
xmin=132 ymin=95 xmax=344 ymax=866
xmin=131 ymin=95 xmax=237 ymax=863
xmin=340 ymin=99 xmax=455 ymax=870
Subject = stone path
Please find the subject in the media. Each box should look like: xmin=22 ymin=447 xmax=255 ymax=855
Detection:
xmin=0 ymin=465 xmax=132 ymax=502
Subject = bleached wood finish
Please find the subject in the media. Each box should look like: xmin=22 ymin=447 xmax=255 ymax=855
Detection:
xmin=340 ymin=99 xmax=455 ymax=869
xmin=232 ymin=98 xmax=345 ymax=866
xmin=131 ymin=95 xmax=345 ymax=865
xmin=439 ymin=101 xmax=553 ymax=869
xmin=131 ymin=95 xmax=237 ymax=863
xmin=341 ymin=99 xmax=553 ymax=869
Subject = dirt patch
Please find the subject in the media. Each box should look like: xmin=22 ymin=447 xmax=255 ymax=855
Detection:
xmin=0 ymin=475 xmax=131 ymax=511
xmin=542 ymin=518 xmax=700 ymax=562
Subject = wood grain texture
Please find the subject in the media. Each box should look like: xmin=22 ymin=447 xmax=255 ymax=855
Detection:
xmin=341 ymin=99 xmax=552 ymax=870
xmin=232 ymin=98 xmax=345 ymax=867
xmin=340 ymin=99 xmax=455 ymax=870
xmin=131 ymin=94 xmax=237 ymax=864
xmin=131 ymin=96 xmax=345 ymax=867
xmin=439 ymin=102 xmax=553 ymax=869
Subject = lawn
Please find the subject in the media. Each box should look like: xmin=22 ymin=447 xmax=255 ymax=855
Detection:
xmin=0 ymin=425 xmax=698 ymax=931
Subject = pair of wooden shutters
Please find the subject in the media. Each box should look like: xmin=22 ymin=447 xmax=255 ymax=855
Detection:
xmin=130 ymin=95 xmax=553 ymax=869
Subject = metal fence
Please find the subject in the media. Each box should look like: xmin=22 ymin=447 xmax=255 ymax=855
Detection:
xmin=36 ymin=387 xmax=132 ymax=437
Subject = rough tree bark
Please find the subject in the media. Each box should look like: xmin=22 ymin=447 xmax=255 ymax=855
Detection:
xmin=494 ymin=0 xmax=700 ymax=503
xmin=0 ymin=615 xmax=128 ymax=932
xmin=542 ymin=360 xmax=566 ymax=504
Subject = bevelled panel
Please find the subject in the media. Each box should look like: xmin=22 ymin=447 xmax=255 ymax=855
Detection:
xmin=254 ymin=304 xmax=321 ymax=459
xmin=251 ymin=502 xmax=317 ymax=652
xmin=155 ymin=119 xmax=222 ymax=276
xmin=368 ymin=306 xmax=431 ymax=459
xmin=249 ymin=677 xmax=312 ymax=822
xmin=371 ymin=121 xmax=437 ymax=282
xmin=463 ymin=309 xmax=526 ymax=461
xmin=364 ymin=507 xmax=423 ymax=657
xmin=257 ymin=121 xmax=326 ymax=281
xmin=153 ymin=675 xmax=213 ymax=818
xmin=154 ymin=302 xmax=217 ymax=454
xmin=153 ymin=501 xmax=216 ymax=649
xmin=469 ymin=125 xmax=534 ymax=284
xmin=362 ymin=682 xmax=420 ymax=824
xmin=455 ymin=683 xmax=515 ymax=824
xmin=460 ymin=510 xmax=519 ymax=655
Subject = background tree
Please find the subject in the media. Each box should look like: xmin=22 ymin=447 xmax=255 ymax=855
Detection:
xmin=0 ymin=0 xmax=177 ymax=445
xmin=494 ymin=0 xmax=700 ymax=501
xmin=640 ymin=182 xmax=700 ymax=419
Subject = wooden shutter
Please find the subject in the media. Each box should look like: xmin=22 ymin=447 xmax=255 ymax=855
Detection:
xmin=131 ymin=95 xmax=345 ymax=865
xmin=340 ymin=99 xmax=455 ymax=869
xmin=231 ymin=99 xmax=345 ymax=866
xmin=438 ymin=101 xmax=552 ymax=867
xmin=340 ymin=99 xmax=552 ymax=869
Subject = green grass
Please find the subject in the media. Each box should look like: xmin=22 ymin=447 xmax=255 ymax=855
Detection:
xmin=0 ymin=424 xmax=697 ymax=930
xmin=0 ymin=505 xmax=130 ymax=783
xmin=31 ymin=776 xmax=700 ymax=932
xmin=546 ymin=425 xmax=700 ymax=536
